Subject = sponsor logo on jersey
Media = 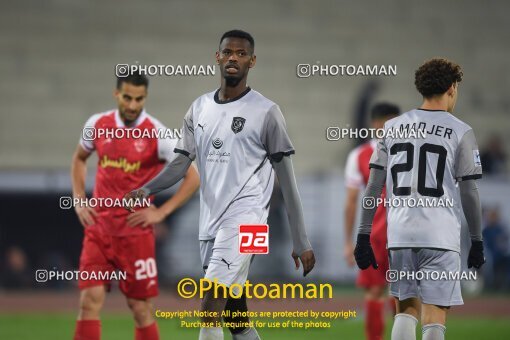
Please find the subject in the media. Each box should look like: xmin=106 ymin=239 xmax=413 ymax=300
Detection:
xmin=231 ymin=117 xmax=246 ymax=134
xmin=473 ymin=150 xmax=481 ymax=167
xmin=239 ymin=224 xmax=269 ymax=254
xmin=100 ymin=155 xmax=141 ymax=173
xmin=220 ymin=258 xmax=232 ymax=270
xmin=134 ymin=139 xmax=147 ymax=153
xmin=212 ymin=138 xmax=223 ymax=149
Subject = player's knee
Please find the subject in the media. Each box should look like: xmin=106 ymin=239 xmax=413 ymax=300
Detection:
xmin=365 ymin=285 xmax=385 ymax=300
xmin=224 ymin=295 xmax=249 ymax=334
xmin=127 ymin=298 xmax=152 ymax=320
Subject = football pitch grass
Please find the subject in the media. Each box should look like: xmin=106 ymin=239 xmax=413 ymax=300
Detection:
xmin=1 ymin=313 xmax=509 ymax=339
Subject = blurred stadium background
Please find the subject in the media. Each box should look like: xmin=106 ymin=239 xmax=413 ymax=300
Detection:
xmin=1 ymin=0 xmax=509 ymax=339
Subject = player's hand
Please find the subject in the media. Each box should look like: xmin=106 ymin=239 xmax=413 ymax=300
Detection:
xmin=126 ymin=205 xmax=166 ymax=227
xmin=344 ymin=242 xmax=356 ymax=267
xmin=74 ymin=204 xmax=98 ymax=228
xmin=292 ymin=249 xmax=316 ymax=277
xmin=123 ymin=188 xmax=149 ymax=213
xmin=468 ymin=240 xmax=485 ymax=269
xmin=354 ymin=233 xmax=378 ymax=270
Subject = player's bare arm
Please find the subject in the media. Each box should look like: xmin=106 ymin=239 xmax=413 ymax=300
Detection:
xmin=126 ymin=164 xmax=200 ymax=227
xmin=354 ymin=167 xmax=386 ymax=270
xmin=123 ymin=153 xmax=192 ymax=211
xmin=71 ymin=144 xmax=98 ymax=227
xmin=344 ymin=187 xmax=359 ymax=267
xmin=272 ymin=156 xmax=315 ymax=277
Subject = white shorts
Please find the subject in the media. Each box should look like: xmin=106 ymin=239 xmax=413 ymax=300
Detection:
xmin=389 ymin=248 xmax=464 ymax=306
xmin=200 ymin=226 xmax=253 ymax=288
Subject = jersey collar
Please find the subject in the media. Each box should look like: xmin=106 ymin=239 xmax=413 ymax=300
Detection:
xmin=214 ymin=87 xmax=251 ymax=104
xmin=115 ymin=109 xmax=148 ymax=128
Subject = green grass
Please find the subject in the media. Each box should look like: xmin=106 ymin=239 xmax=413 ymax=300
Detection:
xmin=0 ymin=313 xmax=509 ymax=339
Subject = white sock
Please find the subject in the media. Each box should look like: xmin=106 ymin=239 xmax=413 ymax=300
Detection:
xmin=199 ymin=327 xmax=224 ymax=340
xmin=422 ymin=323 xmax=446 ymax=340
xmin=232 ymin=327 xmax=260 ymax=340
xmin=391 ymin=313 xmax=418 ymax=340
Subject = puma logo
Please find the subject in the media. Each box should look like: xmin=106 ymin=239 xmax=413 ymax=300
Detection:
xmin=198 ymin=123 xmax=206 ymax=132
xmin=221 ymin=258 xmax=232 ymax=270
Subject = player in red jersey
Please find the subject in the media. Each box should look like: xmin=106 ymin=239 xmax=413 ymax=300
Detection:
xmin=71 ymin=73 xmax=200 ymax=340
xmin=344 ymin=103 xmax=401 ymax=340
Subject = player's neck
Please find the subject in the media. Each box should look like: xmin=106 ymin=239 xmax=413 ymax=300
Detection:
xmin=218 ymin=80 xmax=249 ymax=102
xmin=419 ymin=97 xmax=449 ymax=112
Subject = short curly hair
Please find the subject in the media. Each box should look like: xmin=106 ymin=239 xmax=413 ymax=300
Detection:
xmin=415 ymin=58 xmax=463 ymax=98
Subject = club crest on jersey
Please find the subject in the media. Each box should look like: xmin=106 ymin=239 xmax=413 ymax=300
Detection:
xmin=134 ymin=139 xmax=147 ymax=153
xmin=212 ymin=138 xmax=223 ymax=149
xmin=231 ymin=117 xmax=246 ymax=134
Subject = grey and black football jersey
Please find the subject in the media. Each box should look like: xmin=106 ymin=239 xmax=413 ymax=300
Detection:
xmin=175 ymin=87 xmax=295 ymax=240
xmin=369 ymin=109 xmax=482 ymax=252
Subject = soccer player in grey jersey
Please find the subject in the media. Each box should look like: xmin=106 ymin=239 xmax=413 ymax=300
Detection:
xmin=354 ymin=59 xmax=485 ymax=340
xmin=125 ymin=30 xmax=315 ymax=340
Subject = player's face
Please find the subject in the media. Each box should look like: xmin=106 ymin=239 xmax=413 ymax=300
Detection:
xmin=447 ymin=82 xmax=459 ymax=113
xmin=114 ymin=83 xmax=147 ymax=125
xmin=216 ymin=37 xmax=256 ymax=87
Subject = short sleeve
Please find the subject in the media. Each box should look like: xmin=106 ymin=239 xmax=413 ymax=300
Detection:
xmin=261 ymin=105 xmax=295 ymax=161
xmin=345 ymin=148 xmax=364 ymax=189
xmin=174 ymin=105 xmax=196 ymax=161
xmin=155 ymin=123 xmax=179 ymax=163
xmin=369 ymin=139 xmax=388 ymax=170
xmin=455 ymin=129 xmax=483 ymax=181
xmin=79 ymin=114 xmax=101 ymax=153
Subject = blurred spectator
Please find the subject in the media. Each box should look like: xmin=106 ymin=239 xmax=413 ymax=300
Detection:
xmin=0 ymin=246 xmax=33 ymax=289
xmin=480 ymin=135 xmax=507 ymax=176
xmin=483 ymin=207 xmax=510 ymax=290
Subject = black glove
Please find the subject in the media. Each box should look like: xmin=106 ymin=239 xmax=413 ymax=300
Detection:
xmin=354 ymin=233 xmax=378 ymax=270
xmin=468 ymin=240 xmax=485 ymax=269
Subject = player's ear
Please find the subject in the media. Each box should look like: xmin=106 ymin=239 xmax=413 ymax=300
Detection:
xmin=447 ymin=83 xmax=455 ymax=97
xmin=249 ymin=55 xmax=256 ymax=69
xmin=215 ymin=51 xmax=220 ymax=64
xmin=113 ymin=88 xmax=120 ymax=99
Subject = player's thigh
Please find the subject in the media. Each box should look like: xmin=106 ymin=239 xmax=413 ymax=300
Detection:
xmin=78 ymin=228 xmax=115 ymax=290
xmin=114 ymin=232 xmax=159 ymax=299
xmin=388 ymin=248 xmax=419 ymax=301
xmin=417 ymin=249 xmax=463 ymax=307
xmin=200 ymin=239 xmax=215 ymax=273
xmin=205 ymin=226 xmax=253 ymax=288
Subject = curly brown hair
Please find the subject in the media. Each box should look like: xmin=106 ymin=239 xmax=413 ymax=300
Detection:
xmin=415 ymin=58 xmax=463 ymax=98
